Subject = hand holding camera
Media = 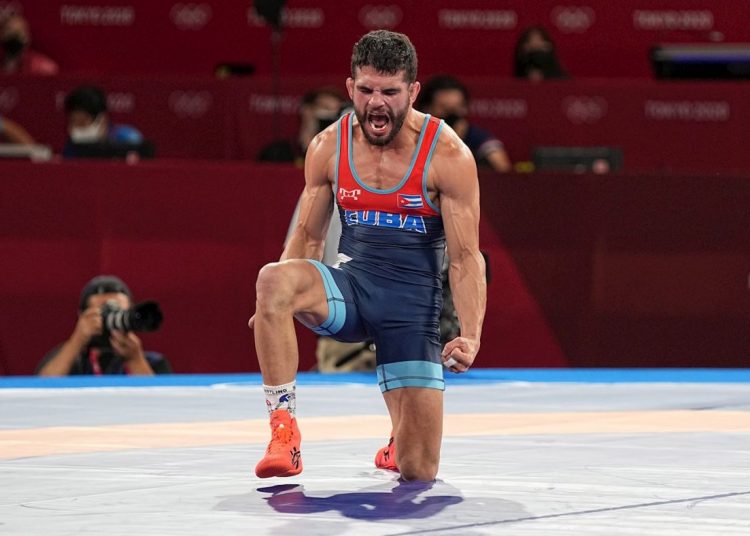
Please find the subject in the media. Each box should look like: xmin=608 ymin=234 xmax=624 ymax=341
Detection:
xmin=73 ymin=299 xmax=163 ymax=354
xmin=109 ymin=330 xmax=145 ymax=363
xmin=71 ymin=306 xmax=104 ymax=346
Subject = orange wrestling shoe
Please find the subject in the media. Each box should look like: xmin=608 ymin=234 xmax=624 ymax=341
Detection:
xmin=255 ymin=409 xmax=303 ymax=478
xmin=374 ymin=434 xmax=398 ymax=472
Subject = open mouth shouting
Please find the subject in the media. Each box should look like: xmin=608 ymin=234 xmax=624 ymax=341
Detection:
xmin=360 ymin=108 xmax=404 ymax=146
xmin=367 ymin=111 xmax=391 ymax=135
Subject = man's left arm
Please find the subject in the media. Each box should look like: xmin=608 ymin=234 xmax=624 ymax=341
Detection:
xmin=110 ymin=332 xmax=154 ymax=375
xmin=436 ymin=142 xmax=487 ymax=372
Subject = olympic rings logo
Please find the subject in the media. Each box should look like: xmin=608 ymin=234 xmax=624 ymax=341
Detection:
xmin=359 ymin=5 xmax=402 ymax=29
xmin=169 ymin=91 xmax=213 ymax=118
xmin=563 ymin=96 xmax=608 ymax=124
xmin=551 ymin=6 xmax=595 ymax=33
xmin=170 ymin=3 xmax=212 ymax=31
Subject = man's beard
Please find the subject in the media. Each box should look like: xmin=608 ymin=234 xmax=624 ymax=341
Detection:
xmin=354 ymin=107 xmax=407 ymax=147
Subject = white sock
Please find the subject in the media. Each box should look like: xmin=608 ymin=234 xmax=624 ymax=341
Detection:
xmin=263 ymin=381 xmax=296 ymax=416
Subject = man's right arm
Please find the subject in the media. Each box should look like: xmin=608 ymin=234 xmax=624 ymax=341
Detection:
xmin=36 ymin=338 xmax=84 ymax=376
xmin=0 ymin=116 xmax=35 ymax=145
xmin=473 ymin=127 xmax=511 ymax=173
xmin=280 ymin=126 xmax=338 ymax=261
xmin=484 ymin=146 xmax=512 ymax=173
xmin=37 ymin=307 xmax=100 ymax=376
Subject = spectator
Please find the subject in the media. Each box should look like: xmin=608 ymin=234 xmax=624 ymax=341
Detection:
xmin=37 ymin=275 xmax=170 ymax=376
xmin=417 ymin=75 xmax=512 ymax=173
xmin=513 ymin=26 xmax=567 ymax=81
xmin=63 ymin=85 xmax=143 ymax=158
xmin=0 ymin=13 xmax=58 ymax=75
xmin=259 ymin=87 xmax=345 ymax=165
xmin=0 ymin=115 xmax=34 ymax=144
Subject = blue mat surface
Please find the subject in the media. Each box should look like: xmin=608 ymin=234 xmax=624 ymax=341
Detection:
xmin=2 ymin=368 xmax=749 ymax=389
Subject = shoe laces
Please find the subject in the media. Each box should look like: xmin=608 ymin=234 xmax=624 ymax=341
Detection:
xmin=269 ymin=423 xmax=293 ymax=450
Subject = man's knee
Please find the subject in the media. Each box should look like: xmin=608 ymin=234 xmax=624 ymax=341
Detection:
xmin=256 ymin=262 xmax=296 ymax=311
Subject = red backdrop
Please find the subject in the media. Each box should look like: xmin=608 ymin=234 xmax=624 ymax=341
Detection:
xmin=11 ymin=0 xmax=750 ymax=78
xmin=1 ymin=160 xmax=748 ymax=376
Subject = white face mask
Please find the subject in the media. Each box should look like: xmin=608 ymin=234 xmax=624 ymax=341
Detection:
xmin=70 ymin=116 xmax=105 ymax=143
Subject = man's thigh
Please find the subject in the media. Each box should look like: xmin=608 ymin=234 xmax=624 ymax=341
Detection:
xmin=264 ymin=259 xmax=330 ymax=325
xmin=295 ymin=260 xmax=368 ymax=342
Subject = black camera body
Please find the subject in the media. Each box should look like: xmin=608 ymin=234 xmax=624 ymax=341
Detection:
xmin=90 ymin=299 xmax=163 ymax=350
xmin=100 ymin=299 xmax=163 ymax=336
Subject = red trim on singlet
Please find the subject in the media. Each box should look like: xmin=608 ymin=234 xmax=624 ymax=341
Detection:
xmin=335 ymin=113 xmax=442 ymax=217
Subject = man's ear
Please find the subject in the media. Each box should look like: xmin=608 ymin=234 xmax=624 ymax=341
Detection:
xmin=346 ymin=77 xmax=355 ymax=100
xmin=409 ymin=81 xmax=421 ymax=105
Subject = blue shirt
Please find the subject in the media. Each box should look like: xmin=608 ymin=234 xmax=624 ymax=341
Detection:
xmin=462 ymin=124 xmax=504 ymax=165
xmin=108 ymin=124 xmax=143 ymax=144
xmin=63 ymin=123 xmax=144 ymax=158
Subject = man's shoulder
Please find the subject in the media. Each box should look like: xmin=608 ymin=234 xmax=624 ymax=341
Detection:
xmin=25 ymin=50 xmax=59 ymax=75
xmin=144 ymin=351 xmax=172 ymax=374
xmin=433 ymin=121 xmax=474 ymax=163
xmin=464 ymin=124 xmax=499 ymax=146
xmin=109 ymin=124 xmax=144 ymax=144
xmin=429 ymin=123 xmax=478 ymax=193
xmin=305 ymin=118 xmax=341 ymax=181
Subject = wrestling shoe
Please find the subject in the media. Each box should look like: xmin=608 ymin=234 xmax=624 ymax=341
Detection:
xmin=255 ymin=409 xmax=303 ymax=478
xmin=374 ymin=434 xmax=399 ymax=472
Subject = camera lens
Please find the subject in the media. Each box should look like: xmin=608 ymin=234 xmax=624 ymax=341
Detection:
xmin=101 ymin=300 xmax=163 ymax=333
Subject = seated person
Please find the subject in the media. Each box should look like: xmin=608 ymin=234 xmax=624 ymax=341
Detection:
xmin=37 ymin=275 xmax=170 ymax=376
xmin=513 ymin=25 xmax=568 ymax=81
xmin=259 ymin=87 xmax=345 ymax=165
xmin=0 ymin=115 xmax=34 ymax=144
xmin=417 ymin=75 xmax=511 ymax=173
xmin=1 ymin=13 xmax=58 ymax=75
xmin=63 ymin=86 xmax=144 ymax=158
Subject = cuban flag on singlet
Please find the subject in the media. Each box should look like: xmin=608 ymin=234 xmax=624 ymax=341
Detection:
xmin=398 ymin=194 xmax=424 ymax=209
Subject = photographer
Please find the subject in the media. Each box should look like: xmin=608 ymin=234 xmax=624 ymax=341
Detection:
xmin=36 ymin=275 xmax=169 ymax=376
xmin=258 ymin=87 xmax=345 ymax=165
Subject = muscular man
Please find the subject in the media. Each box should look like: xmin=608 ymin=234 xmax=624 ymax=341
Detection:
xmin=250 ymin=30 xmax=486 ymax=481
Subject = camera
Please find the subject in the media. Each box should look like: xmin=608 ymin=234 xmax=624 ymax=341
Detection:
xmin=101 ymin=300 xmax=163 ymax=335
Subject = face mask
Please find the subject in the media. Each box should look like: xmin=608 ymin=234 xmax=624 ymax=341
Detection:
xmin=70 ymin=116 xmax=105 ymax=143
xmin=521 ymin=50 xmax=563 ymax=78
xmin=443 ymin=112 xmax=465 ymax=128
xmin=1 ymin=35 xmax=25 ymax=58
xmin=314 ymin=110 xmax=338 ymax=133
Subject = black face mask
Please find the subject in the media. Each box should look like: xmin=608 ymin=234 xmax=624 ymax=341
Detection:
xmin=2 ymin=36 xmax=25 ymax=58
xmin=443 ymin=112 xmax=465 ymax=128
xmin=521 ymin=50 xmax=564 ymax=78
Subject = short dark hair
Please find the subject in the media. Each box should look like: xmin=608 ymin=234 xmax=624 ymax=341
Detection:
xmin=416 ymin=75 xmax=469 ymax=111
xmin=351 ymin=30 xmax=417 ymax=83
xmin=79 ymin=275 xmax=132 ymax=311
xmin=64 ymin=86 xmax=107 ymax=117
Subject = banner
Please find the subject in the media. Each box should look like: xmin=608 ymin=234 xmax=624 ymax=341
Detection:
xmin=9 ymin=0 xmax=750 ymax=78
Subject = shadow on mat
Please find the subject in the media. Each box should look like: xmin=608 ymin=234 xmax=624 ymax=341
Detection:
xmin=257 ymin=480 xmax=462 ymax=520
xmin=216 ymin=479 xmax=462 ymax=521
